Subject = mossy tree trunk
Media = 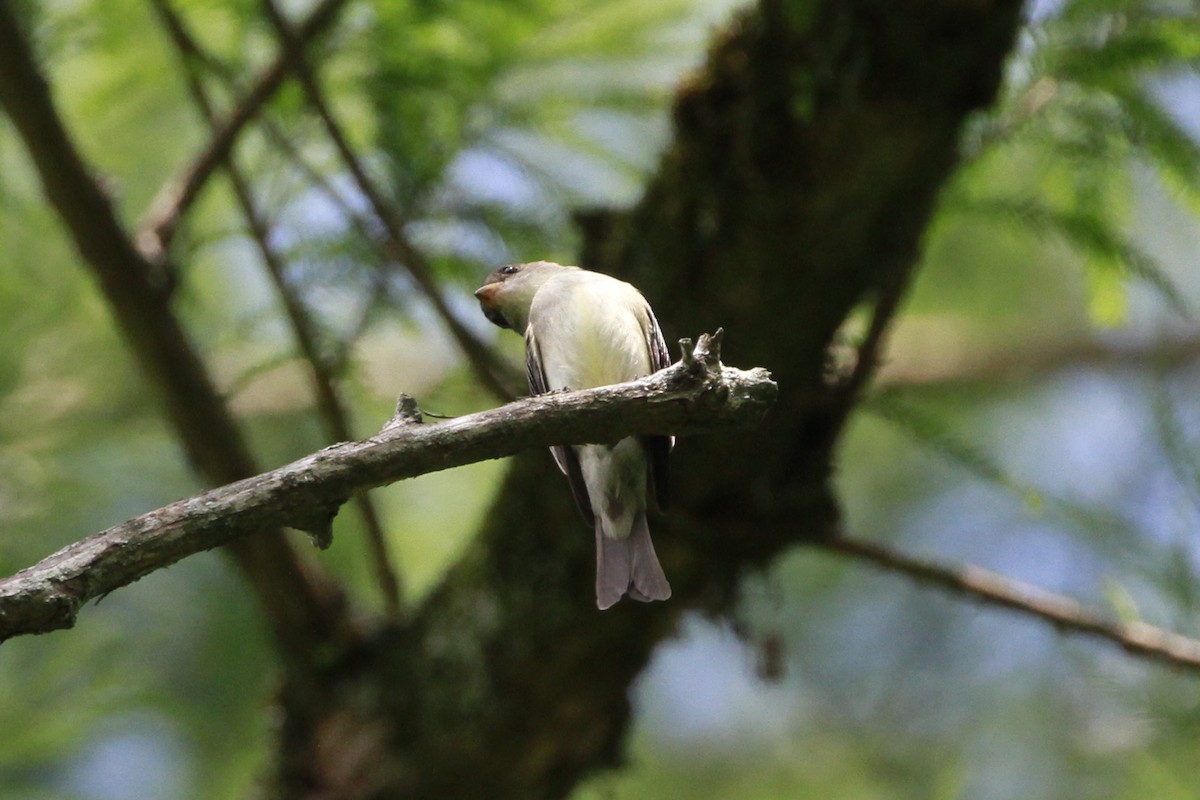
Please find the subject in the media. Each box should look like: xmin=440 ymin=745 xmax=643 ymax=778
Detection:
xmin=271 ymin=1 xmax=1025 ymax=797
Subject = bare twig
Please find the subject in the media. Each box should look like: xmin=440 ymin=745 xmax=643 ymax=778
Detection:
xmin=835 ymin=268 xmax=911 ymax=406
xmin=260 ymin=0 xmax=521 ymax=401
xmin=137 ymin=0 xmax=349 ymax=261
xmin=155 ymin=15 xmax=398 ymax=373
xmin=821 ymin=534 xmax=1200 ymax=671
xmin=0 ymin=338 xmax=776 ymax=640
xmin=173 ymin=31 xmax=367 ymax=229
xmin=150 ymin=0 xmax=403 ymax=614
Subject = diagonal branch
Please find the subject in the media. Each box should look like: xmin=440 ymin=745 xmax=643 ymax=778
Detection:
xmin=0 ymin=337 xmax=776 ymax=640
xmin=149 ymin=7 xmax=398 ymax=376
xmin=174 ymin=50 xmax=458 ymax=382
xmin=150 ymin=0 xmax=403 ymax=614
xmin=815 ymin=262 xmax=916 ymax=452
xmin=136 ymin=0 xmax=349 ymax=262
xmin=820 ymin=534 xmax=1200 ymax=671
xmin=0 ymin=2 xmax=349 ymax=661
xmin=260 ymin=0 xmax=521 ymax=402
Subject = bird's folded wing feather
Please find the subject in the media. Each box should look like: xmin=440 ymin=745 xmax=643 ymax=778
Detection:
xmin=642 ymin=304 xmax=673 ymax=510
xmin=526 ymin=325 xmax=595 ymax=526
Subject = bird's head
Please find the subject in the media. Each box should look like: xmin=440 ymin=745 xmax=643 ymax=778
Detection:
xmin=474 ymin=260 xmax=572 ymax=331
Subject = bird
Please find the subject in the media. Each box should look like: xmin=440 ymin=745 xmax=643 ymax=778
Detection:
xmin=474 ymin=260 xmax=673 ymax=609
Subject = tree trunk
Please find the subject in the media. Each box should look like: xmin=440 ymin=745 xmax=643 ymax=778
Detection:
xmin=270 ymin=1 xmax=1025 ymax=797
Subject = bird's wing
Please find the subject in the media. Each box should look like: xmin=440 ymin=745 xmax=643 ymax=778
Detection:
xmin=526 ymin=325 xmax=595 ymax=527
xmin=645 ymin=304 xmax=672 ymax=375
xmin=642 ymin=304 xmax=673 ymax=510
xmin=524 ymin=324 xmax=550 ymax=395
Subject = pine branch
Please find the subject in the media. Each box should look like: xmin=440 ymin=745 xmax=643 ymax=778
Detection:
xmin=0 ymin=335 xmax=775 ymax=641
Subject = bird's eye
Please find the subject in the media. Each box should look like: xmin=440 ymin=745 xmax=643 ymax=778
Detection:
xmin=499 ymin=264 xmax=520 ymax=275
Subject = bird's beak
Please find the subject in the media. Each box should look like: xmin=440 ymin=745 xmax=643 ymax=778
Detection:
xmin=474 ymin=283 xmax=500 ymax=308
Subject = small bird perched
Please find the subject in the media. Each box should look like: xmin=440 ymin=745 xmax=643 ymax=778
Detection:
xmin=474 ymin=260 xmax=673 ymax=609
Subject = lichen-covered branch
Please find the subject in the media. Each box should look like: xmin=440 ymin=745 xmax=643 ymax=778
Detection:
xmin=0 ymin=337 xmax=775 ymax=641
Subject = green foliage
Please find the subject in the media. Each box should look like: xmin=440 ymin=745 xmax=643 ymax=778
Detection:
xmin=947 ymin=0 xmax=1200 ymax=326
xmin=4 ymin=0 xmax=1200 ymax=798
xmin=865 ymin=391 xmax=1047 ymax=509
xmin=366 ymin=0 xmax=737 ymax=275
xmin=947 ymin=192 xmax=1186 ymax=322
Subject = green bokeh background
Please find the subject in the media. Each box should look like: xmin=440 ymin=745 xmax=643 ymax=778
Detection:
xmin=4 ymin=1 xmax=1200 ymax=797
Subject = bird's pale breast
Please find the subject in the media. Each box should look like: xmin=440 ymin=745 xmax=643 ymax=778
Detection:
xmin=531 ymin=274 xmax=651 ymax=391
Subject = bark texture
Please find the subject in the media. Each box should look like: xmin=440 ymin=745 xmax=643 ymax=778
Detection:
xmin=0 ymin=338 xmax=772 ymax=641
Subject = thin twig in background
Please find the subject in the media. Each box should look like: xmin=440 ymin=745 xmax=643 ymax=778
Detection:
xmin=137 ymin=0 xmax=349 ymax=262
xmin=244 ymin=110 xmax=507 ymax=389
xmin=829 ymin=264 xmax=913 ymax=414
xmin=170 ymin=33 xmax=400 ymax=374
xmin=150 ymin=0 xmax=403 ymax=614
xmin=260 ymin=0 xmax=520 ymax=402
xmin=169 ymin=4 xmax=516 ymax=396
xmin=820 ymin=534 xmax=1200 ymax=671
xmin=189 ymin=64 xmax=460 ymax=375
xmin=0 ymin=2 xmax=350 ymax=661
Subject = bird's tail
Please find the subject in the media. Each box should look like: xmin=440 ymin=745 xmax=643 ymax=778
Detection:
xmin=594 ymin=511 xmax=671 ymax=610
